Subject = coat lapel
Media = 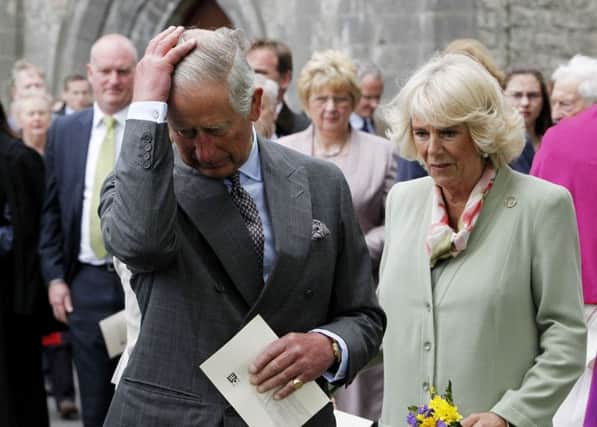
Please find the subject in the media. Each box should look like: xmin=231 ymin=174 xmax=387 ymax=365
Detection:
xmin=246 ymin=138 xmax=312 ymax=318
xmin=434 ymin=167 xmax=513 ymax=306
xmin=173 ymin=154 xmax=263 ymax=308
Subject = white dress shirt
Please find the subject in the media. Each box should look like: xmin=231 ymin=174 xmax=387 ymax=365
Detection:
xmin=78 ymin=103 xmax=129 ymax=265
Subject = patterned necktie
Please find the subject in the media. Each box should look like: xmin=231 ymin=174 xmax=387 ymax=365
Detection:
xmin=228 ymin=171 xmax=264 ymax=267
xmin=89 ymin=116 xmax=116 ymax=259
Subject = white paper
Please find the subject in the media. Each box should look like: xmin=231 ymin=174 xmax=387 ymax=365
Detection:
xmin=334 ymin=410 xmax=374 ymax=427
xmin=98 ymin=309 xmax=126 ymax=358
xmin=200 ymin=315 xmax=330 ymax=427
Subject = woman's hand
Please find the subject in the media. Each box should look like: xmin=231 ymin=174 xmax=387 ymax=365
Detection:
xmin=461 ymin=412 xmax=508 ymax=427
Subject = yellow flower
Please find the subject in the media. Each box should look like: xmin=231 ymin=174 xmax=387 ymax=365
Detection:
xmin=429 ymin=395 xmax=463 ymax=423
xmin=420 ymin=418 xmax=436 ymax=427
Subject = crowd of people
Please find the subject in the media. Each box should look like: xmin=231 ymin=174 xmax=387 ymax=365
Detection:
xmin=0 ymin=23 xmax=596 ymax=427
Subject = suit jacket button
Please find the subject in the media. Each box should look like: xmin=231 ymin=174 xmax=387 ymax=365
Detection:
xmin=141 ymin=133 xmax=152 ymax=143
xmin=144 ymin=143 xmax=152 ymax=152
xmin=304 ymin=289 xmax=314 ymax=298
xmin=143 ymin=152 xmax=151 ymax=160
xmin=214 ymin=282 xmax=225 ymax=293
xmin=143 ymin=160 xmax=151 ymax=169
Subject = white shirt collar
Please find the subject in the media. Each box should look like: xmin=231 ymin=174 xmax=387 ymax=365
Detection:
xmin=92 ymin=102 xmax=129 ymax=128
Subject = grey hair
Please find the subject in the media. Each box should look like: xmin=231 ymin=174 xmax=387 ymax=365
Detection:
xmin=552 ymin=54 xmax=597 ymax=104
xmin=173 ymin=28 xmax=255 ymax=116
xmin=254 ymin=74 xmax=278 ymax=107
xmin=356 ymin=60 xmax=383 ymax=82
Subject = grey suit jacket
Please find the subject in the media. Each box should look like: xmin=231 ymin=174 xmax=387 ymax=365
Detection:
xmin=99 ymin=120 xmax=385 ymax=426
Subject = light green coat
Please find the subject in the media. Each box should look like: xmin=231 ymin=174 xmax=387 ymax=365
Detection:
xmin=378 ymin=167 xmax=586 ymax=427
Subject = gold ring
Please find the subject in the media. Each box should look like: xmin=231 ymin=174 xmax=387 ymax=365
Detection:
xmin=292 ymin=378 xmax=303 ymax=391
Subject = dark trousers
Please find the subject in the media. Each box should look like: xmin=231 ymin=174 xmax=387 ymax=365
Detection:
xmin=44 ymin=331 xmax=76 ymax=408
xmin=68 ymin=263 xmax=123 ymax=427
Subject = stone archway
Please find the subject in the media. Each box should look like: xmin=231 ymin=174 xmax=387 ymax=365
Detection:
xmin=49 ymin=0 xmax=264 ymax=96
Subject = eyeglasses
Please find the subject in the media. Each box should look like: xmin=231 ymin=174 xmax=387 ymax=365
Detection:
xmin=505 ymin=91 xmax=542 ymax=101
xmin=310 ymin=95 xmax=352 ymax=107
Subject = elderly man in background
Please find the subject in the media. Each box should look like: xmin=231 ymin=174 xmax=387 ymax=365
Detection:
xmin=247 ymin=38 xmax=310 ymax=137
xmin=550 ymin=54 xmax=597 ymax=123
xmin=99 ymin=26 xmax=385 ymax=426
xmin=253 ymin=73 xmax=279 ymax=140
xmin=349 ymin=61 xmax=389 ymax=137
xmin=39 ymin=33 xmax=137 ymax=427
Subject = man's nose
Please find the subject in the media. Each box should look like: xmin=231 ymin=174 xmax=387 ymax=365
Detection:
xmin=195 ymin=134 xmax=217 ymax=162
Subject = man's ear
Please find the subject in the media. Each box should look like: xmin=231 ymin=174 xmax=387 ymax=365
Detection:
xmin=249 ymin=87 xmax=263 ymax=122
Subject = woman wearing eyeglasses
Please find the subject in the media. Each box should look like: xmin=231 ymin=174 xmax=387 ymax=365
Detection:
xmin=503 ymin=69 xmax=553 ymax=151
xmin=277 ymin=49 xmax=397 ymax=421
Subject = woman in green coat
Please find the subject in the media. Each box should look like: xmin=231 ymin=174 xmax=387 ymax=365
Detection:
xmin=378 ymin=53 xmax=586 ymax=427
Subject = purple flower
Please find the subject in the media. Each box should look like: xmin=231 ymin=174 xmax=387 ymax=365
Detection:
xmin=437 ymin=421 xmax=447 ymax=427
xmin=406 ymin=413 xmax=417 ymax=426
xmin=418 ymin=405 xmax=429 ymax=414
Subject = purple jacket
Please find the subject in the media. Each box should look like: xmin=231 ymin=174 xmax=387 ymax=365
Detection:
xmin=531 ymin=105 xmax=597 ymax=304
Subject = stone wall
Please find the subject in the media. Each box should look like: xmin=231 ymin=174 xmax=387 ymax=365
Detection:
xmin=2 ymin=0 xmax=597 ymax=108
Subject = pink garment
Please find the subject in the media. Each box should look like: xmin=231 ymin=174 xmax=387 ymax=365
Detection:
xmin=531 ymin=105 xmax=597 ymax=304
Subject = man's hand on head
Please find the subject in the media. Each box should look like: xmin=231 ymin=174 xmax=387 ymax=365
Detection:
xmin=133 ymin=26 xmax=197 ymax=103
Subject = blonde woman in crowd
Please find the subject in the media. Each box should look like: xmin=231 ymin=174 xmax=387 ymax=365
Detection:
xmin=14 ymin=91 xmax=53 ymax=155
xmin=378 ymin=53 xmax=585 ymax=427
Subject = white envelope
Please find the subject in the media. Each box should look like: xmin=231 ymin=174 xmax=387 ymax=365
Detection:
xmin=98 ymin=309 xmax=126 ymax=358
xmin=200 ymin=315 xmax=330 ymax=427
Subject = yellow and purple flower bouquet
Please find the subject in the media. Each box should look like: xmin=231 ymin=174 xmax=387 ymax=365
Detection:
xmin=406 ymin=381 xmax=463 ymax=427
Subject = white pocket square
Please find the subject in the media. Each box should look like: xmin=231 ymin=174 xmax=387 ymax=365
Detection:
xmin=311 ymin=219 xmax=330 ymax=240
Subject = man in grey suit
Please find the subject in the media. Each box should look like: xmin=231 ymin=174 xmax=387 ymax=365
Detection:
xmin=99 ymin=26 xmax=385 ymax=426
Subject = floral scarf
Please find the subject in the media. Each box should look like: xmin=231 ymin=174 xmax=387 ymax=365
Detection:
xmin=426 ymin=166 xmax=496 ymax=267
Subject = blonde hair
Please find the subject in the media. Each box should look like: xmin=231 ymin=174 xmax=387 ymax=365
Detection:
xmin=384 ymin=53 xmax=525 ymax=168
xmin=297 ymin=50 xmax=361 ymax=113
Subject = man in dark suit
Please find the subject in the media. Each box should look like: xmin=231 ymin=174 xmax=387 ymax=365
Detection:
xmin=39 ymin=33 xmax=137 ymax=427
xmin=54 ymin=74 xmax=93 ymax=116
xmin=349 ymin=61 xmax=390 ymax=138
xmin=100 ymin=26 xmax=385 ymax=426
xmin=247 ymin=38 xmax=310 ymax=137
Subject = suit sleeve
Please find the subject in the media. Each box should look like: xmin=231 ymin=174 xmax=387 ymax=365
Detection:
xmin=99 ymin=119 xmax=178 ymax=272
xmin=39 ymin=121 xmax=67 ymax=283
xmin=316 ymin=169 xmax=387 ymax=383
xmin=491 ymin=185 xmax=586 ymax=426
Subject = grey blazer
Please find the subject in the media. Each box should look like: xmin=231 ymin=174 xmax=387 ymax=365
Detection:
xmin=99 ymin=120 xmax=386 ymax=426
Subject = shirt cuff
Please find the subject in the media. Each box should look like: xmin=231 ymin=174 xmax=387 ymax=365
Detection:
xmin=127 ymin=101 xmax=168 ymax=123
xmin=311 ymin=329 xmax=349 ymax=383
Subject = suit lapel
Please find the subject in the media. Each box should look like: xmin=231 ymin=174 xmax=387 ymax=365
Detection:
xmin=173 ymin=157 xmax=263 ymax=308
xmin=246 ymin=138 xmax=312 ymax=318
xmin=71 ymin=110 xmax=93 ymax=219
